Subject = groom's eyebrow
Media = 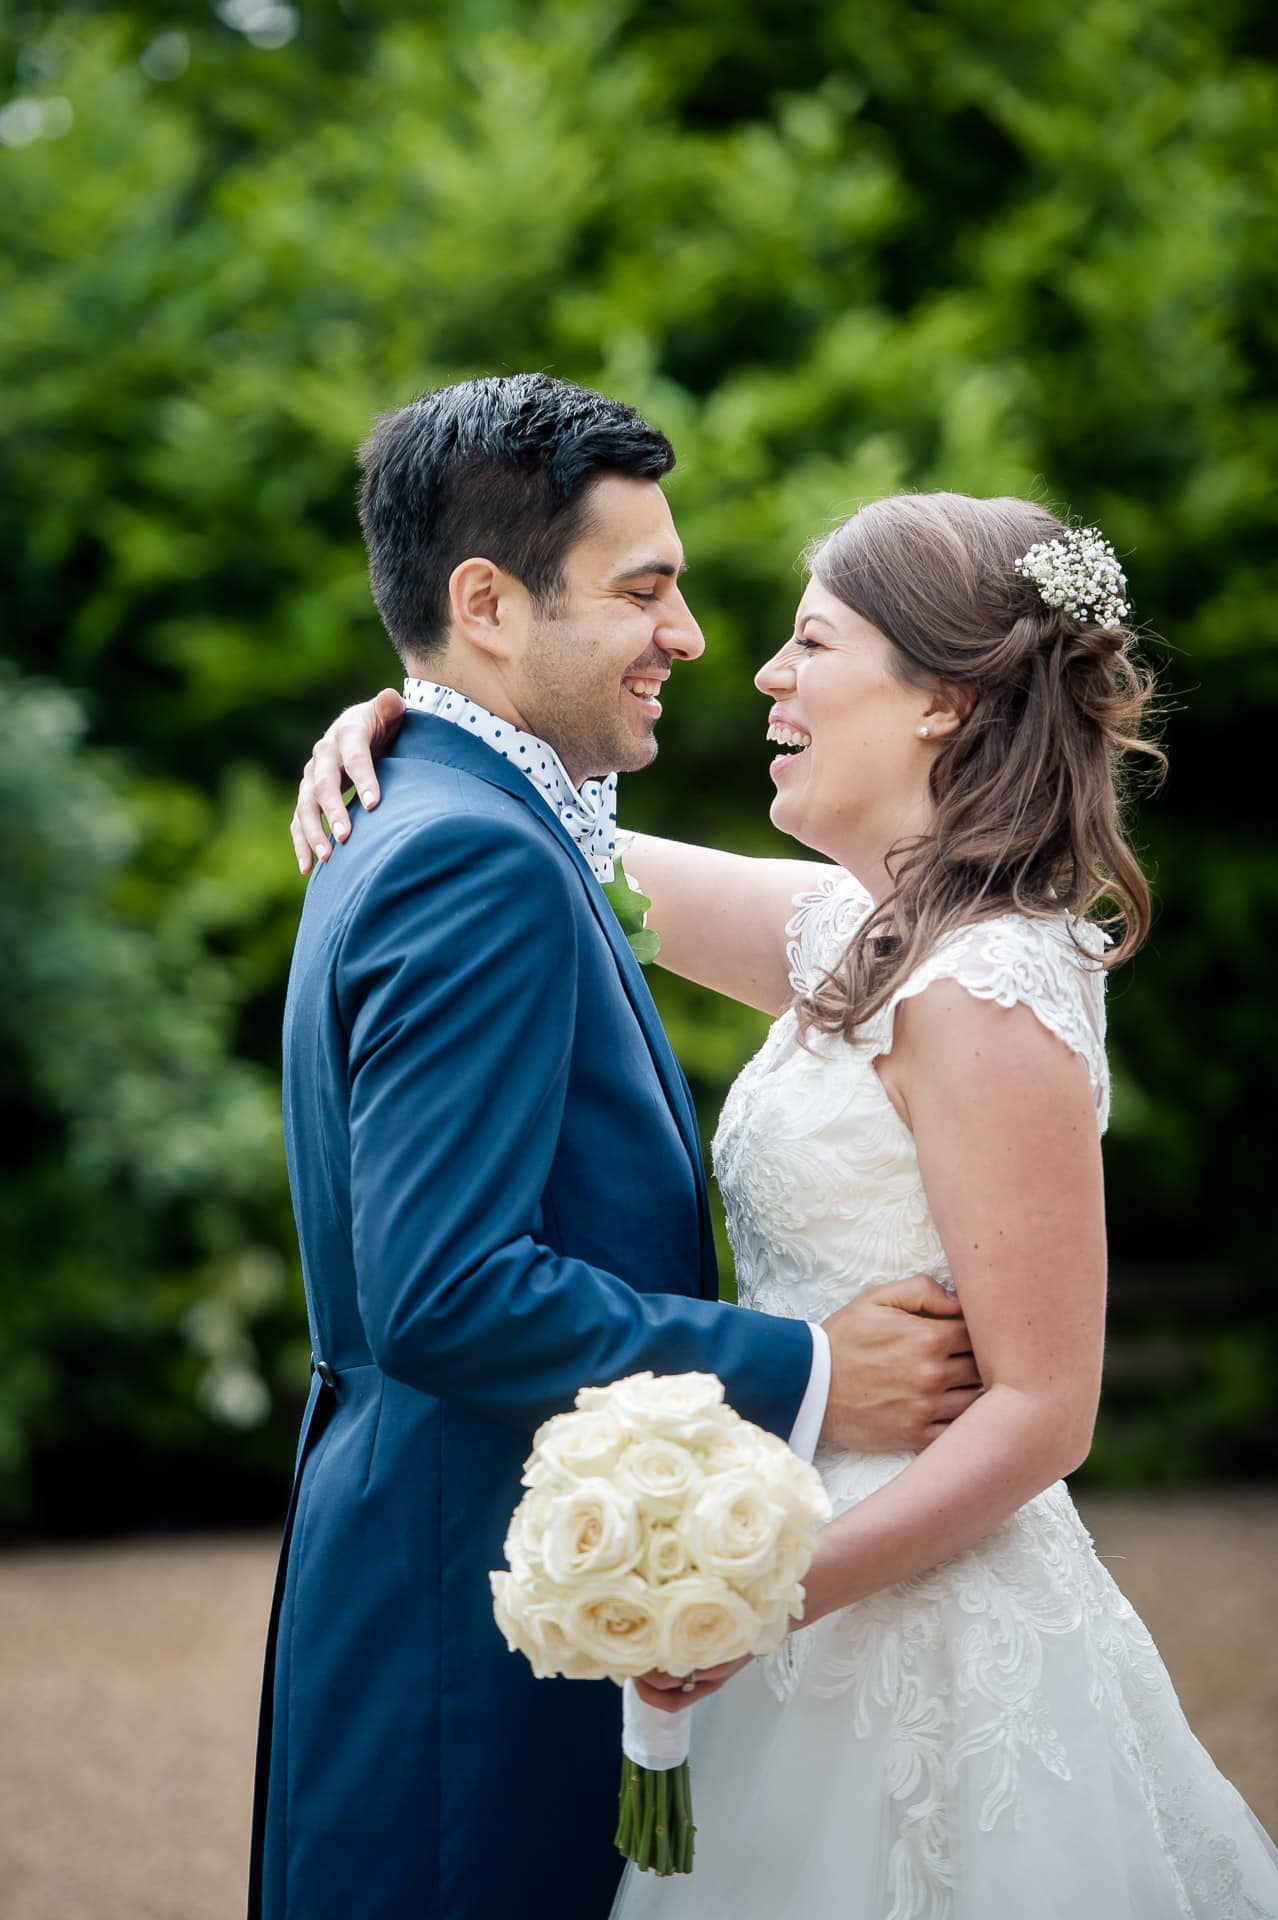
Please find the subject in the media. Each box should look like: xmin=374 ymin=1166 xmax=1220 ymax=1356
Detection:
xmin=610 ymin=558 xmax=688 ymax=584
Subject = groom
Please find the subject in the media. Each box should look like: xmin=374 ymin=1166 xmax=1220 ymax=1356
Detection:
xmin=252 ymin=373 xmax=975 ymax=1920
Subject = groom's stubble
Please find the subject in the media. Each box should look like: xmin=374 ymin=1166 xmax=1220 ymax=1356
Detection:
xmin=519 ymin=608 xmax=669 ymax=785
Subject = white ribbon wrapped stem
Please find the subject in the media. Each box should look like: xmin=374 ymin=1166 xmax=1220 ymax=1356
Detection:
xmin=621 ymin=1678 xmax=693 ymax=1771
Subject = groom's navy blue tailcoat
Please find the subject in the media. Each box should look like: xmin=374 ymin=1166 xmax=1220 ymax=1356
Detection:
xmin=250 ymin=712 xmax=812 ymax=1920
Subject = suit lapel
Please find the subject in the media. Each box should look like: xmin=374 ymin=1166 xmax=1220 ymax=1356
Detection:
xmin=384 ymin=716 xmax=714 ymax=1269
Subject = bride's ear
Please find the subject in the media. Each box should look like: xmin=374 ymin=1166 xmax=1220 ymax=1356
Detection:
xmin=918 ymin=682 xmax=972 ymax=740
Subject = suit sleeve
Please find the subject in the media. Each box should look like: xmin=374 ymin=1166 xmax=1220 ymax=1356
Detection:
xmin=337 ymin=809 xmax=813 ymax=1436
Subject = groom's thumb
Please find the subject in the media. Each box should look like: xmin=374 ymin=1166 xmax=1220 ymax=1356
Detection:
xmin=877 ymin=1272 xmax=962 ymax=1318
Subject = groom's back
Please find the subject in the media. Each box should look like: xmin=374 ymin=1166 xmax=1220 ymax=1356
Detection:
xmin=282 ymin=748 xmax=459 ymax=1354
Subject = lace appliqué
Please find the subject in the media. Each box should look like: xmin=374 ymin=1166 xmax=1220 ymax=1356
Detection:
xmin=766 ymin=1487 xmax=1170 ymax=1918
xmin=784 ymin=867 xmax=875 ymax=999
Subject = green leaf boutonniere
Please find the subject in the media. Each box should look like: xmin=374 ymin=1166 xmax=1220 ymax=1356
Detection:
xmin=602 ymin=854 xmax=661 ymax=967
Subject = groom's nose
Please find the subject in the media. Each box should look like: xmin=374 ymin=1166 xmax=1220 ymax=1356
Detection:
xmin=655 ymin=585 xmax=705 ymax=662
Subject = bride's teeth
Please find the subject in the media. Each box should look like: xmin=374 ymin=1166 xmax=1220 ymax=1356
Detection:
xmin=767 ymin=723 xmax=812 ymax=750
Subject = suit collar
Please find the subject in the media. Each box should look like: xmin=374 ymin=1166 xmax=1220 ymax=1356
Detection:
xmin=399 ymin=684 xmax=618 ymax=882
xmin=386 ymin=711 xmax=588 ymax=869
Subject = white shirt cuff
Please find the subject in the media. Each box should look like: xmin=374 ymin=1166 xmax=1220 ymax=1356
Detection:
xmin=788 ymin=1323 xmax=831 ymax=1463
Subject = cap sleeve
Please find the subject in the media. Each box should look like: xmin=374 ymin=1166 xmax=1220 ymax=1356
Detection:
xmin=872 ymin=914 xmax=1111 ymax=1132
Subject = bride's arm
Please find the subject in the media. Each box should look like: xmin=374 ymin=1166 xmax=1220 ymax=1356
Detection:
xmin=622 ymin=834 xmax=834 ymax=1014
xmin=798 ymin=981 xmax=1107 ymax=1623
xmin=289 ymin=691 xmax=833 ymax=1014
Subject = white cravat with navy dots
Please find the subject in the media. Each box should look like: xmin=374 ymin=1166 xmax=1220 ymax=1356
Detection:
xmin=403 ymin=679 xmax=618 ymax=884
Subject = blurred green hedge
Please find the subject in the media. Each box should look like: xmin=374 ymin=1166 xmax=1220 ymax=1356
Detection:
xmin=2 ymin=0 xmax=1275 ymax=1529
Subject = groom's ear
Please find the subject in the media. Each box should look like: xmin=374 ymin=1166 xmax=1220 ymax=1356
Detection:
xmin=447 ymin=556 xmax=532 ymax=663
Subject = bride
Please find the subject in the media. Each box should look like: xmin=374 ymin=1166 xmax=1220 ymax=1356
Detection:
xmin=291 ymin=491 xmax=1277 ymax=1917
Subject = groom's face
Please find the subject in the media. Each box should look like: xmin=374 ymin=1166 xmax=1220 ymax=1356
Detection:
xmin=512 ymin=475 xmax=705 ymax=784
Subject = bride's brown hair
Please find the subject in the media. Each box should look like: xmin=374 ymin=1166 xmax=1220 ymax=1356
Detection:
xmin=796 ymin=492 xmax=1165 ymax=1043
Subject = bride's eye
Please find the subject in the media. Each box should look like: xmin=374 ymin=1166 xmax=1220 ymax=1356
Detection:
xmin=793 ymin=633 xmax=822 ymax=651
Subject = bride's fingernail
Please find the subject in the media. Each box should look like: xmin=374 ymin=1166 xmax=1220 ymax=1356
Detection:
xmin=361 ymin=790 xmax=377 ymax=807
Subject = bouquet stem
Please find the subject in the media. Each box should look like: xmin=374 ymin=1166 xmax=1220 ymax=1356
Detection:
xmin=614 ymin=1758 xmax=695 ymax=1875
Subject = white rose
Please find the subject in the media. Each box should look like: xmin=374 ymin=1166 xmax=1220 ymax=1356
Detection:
xmin=608 ymin=1371 xmax=728 ymax=1444
xmin=680 ymin=1473 xmax=784 ymax=1585
xmin=491 ymin=1572 xmax=610 ymax=1679
xmin=748 ymin=1518 xmax=819 ymax=1600
xmin=698 ymin=1424 xmax=757 ymax=1477
xmin=573 ymin=1380 xmax=622 ymax=1413
xmin=615 ymin=1437 xmax=703 ymax=1519
xmin=491 ymin=1570 xmax=541 ymax=1664
xmin=745 ymin=1594 xmax=797 ymax=1657
xmin=566 ymin=1575 xmax=663 ymax=1675
xmin=523 ymin=1409 xmax=626 ymax=1488
xmin=742 ymin=1549 xmax=811 ymax=1625
xmin=755 ymin=1437 xmax=832 ymax=1529
xmin=657 ymin=1577 xmax=761 ymax=1672
xmin=503 ymin=1487 xmax=553 ymax=1576
xmin=778 ymin=1520 xmax=818 ymax=1585
xmin=643 ymin=1525 xmax=692 ymax=1585
xmin=540 ymin=1479 xmax=642 ymax=1586
xmin=525 ymin=1598 xmax=613 ymax=1679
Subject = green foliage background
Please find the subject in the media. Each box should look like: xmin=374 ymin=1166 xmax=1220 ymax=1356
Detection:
xmin=2 ymin=0 xmax=1275 ymax=1531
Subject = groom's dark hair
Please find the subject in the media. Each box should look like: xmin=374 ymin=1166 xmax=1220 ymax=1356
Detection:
xmin=357 ymin=373 xmax=677 ymax=662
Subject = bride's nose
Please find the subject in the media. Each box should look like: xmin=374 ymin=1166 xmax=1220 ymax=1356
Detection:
xmin=755 ymin=648 xmax=794 ymax=697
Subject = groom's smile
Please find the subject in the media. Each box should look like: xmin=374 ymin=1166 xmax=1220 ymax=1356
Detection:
xmin=620 ymin=669 xmax=667 ymax=717
xmin=513 ymin=473 xmax=705 ymax=787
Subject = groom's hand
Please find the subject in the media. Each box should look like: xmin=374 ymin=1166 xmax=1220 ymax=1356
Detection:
xmin=819 ymin=1276 xmax=983 ymax=1453
xmin=291 ymin=687 xmax=406 ymax=874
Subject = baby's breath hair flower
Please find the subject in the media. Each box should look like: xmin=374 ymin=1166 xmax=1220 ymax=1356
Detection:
xmin=1014 ymin=525 xmax=1130 ymax=630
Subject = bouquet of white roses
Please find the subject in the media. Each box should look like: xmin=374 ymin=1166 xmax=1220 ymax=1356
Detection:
xmin=490 ymin=1371 xmax=831 ymax=1876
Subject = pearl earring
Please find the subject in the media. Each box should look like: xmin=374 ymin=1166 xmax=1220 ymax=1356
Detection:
xmin=918 ymin=725 xmax=931 ymax=738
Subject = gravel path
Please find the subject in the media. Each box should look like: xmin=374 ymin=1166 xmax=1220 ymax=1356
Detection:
xmin=0 ymin=1493 xmax=1274 ymax=1920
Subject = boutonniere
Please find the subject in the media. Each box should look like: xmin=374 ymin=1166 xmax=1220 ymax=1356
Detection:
xmin=602 ymin=852 xmax=661 ymax=966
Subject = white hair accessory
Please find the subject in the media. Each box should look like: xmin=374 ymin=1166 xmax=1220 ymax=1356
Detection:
xmin=1014 ymin=526 xmax=1130 ymax=630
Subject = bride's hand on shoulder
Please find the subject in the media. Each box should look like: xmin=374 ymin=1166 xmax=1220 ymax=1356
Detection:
xmin=291 ymin=688 xmax=405 ymax=874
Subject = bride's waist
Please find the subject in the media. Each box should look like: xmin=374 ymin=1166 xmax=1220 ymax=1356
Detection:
xmin=741 ymin=1268 xmax=955 ymax=1324
xmin=813 ymin=1444 xmax=918 ymax=1511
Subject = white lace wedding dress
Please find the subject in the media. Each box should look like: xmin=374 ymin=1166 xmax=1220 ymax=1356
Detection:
xmin=614 ymin=872 xmax=1278 ymax=1920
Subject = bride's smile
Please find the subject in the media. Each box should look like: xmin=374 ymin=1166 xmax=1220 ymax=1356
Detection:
xmin=754 ymin=577 xmax=958 ymax=895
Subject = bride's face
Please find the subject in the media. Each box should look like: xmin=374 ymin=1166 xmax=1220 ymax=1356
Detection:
xmin=755 ymin=578 xmax=938 ymax=864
